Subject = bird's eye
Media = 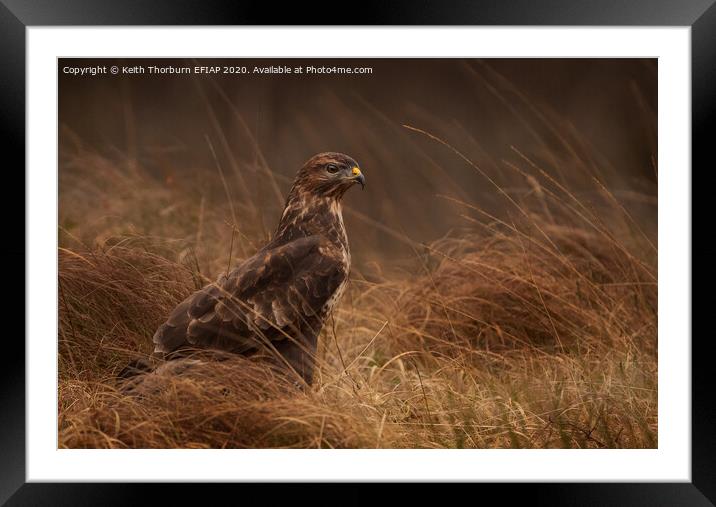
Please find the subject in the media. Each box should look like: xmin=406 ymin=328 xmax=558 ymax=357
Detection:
xmin=326 ymin=164 xmax=339 ymax=174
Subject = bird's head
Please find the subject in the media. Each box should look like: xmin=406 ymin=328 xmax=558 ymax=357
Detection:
xmin=291 ymin=152 xmax=365 ymax=200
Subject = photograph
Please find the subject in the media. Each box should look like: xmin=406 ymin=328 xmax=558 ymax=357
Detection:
xmin=57 ymin=57 xmax=658 ymax=450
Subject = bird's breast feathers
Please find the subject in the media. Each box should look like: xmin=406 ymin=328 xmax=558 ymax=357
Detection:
xmin=322 ymin=277 xmax=349 ymax=317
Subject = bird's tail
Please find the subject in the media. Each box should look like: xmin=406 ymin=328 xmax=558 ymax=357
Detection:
xmin=117 ymin=356 xmax=154 ymax=381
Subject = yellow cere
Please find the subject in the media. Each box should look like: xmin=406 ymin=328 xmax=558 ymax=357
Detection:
xmin=352 ymin=167 xmax=361 ymax=176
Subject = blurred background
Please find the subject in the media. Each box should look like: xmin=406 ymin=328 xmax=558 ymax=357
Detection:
xmin=59 ymin=58 xmax=657 ymax=273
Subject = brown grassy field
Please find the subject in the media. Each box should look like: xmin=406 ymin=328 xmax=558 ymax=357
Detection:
xmin=58 ymin=59 xmax=657 ymax=448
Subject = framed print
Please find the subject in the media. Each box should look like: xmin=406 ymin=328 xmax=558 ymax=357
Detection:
xmin=5 ymin=0 xmax=708 ymax=504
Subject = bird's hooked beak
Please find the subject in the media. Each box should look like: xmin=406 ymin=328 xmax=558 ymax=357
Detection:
xmin=351 ymin=167 xmax=365 ymax=190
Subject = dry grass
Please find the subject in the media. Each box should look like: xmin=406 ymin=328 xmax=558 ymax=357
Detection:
xmin=58 ymin=129 xmax=657 ymax=449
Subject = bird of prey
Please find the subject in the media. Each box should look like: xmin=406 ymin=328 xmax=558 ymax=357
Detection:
xmin=152 ymin=152 xmax=365 ymax=385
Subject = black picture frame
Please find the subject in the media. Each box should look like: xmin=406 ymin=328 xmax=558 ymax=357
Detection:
xmin=3 ymin=0 xmax=707 ymax=504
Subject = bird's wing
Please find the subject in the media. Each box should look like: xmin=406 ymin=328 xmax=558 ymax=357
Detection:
xmin=153 ymin=235 xmax=347 ymax=354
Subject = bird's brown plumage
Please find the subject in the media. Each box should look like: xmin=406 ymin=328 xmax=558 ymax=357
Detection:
xmin=152 ymin=152 xmax=364 ymax=384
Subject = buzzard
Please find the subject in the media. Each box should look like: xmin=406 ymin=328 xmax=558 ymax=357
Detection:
xmin=152 ymin=152 xmax=365 ymax=385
